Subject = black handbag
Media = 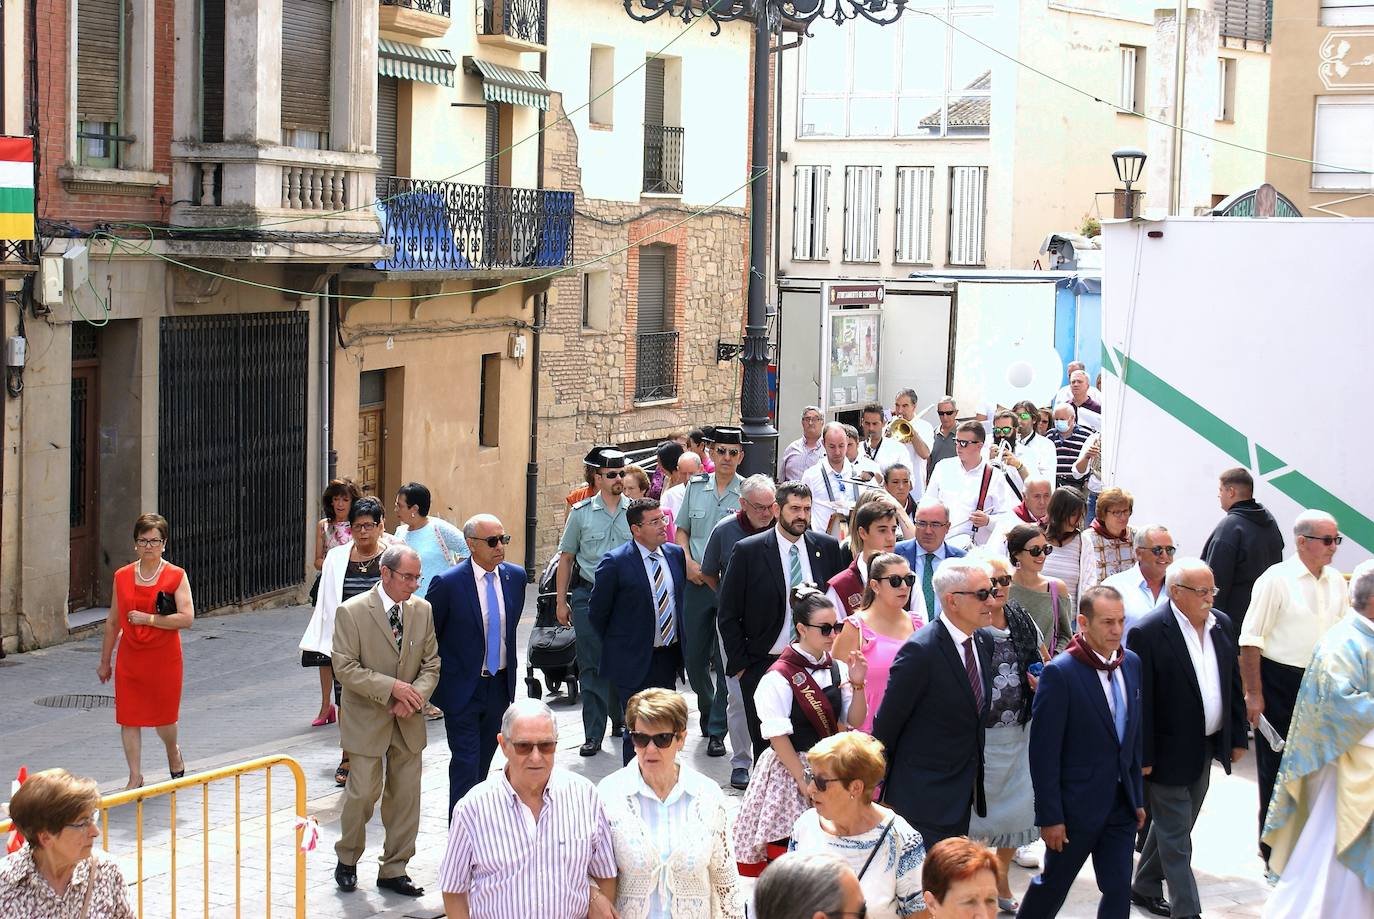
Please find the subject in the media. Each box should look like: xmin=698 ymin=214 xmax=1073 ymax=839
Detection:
xmin=154 ymin=591 xmax=177 ymax=615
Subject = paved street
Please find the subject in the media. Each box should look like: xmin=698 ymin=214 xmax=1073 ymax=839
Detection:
xmin=1 ymin=601 xmax=1275 ymax=917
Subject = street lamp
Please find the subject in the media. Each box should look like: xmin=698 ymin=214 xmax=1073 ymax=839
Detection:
xmin=622 ymin=0 xmax=917 ymax=477
xmin=1112 ymin=147 xmax=1146 ymax=218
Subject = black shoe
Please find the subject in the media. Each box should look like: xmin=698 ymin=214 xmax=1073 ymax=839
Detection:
xmin=334 ymin=862 xmax=357 ymax=892
xmin=706 ymin=736 xmax=726 ymax=757
xmin=1129 ymin=892 xmax=1171 ymax=917
xmin=611 ymin=722 xmax=624 ymax=738
xmin=730 ymin=767 xmax=750 ymax=790
xmin=579 ymin=740 xmax=600 ymax=756
xmin=377 ymin=874 xmax=424 ymax=897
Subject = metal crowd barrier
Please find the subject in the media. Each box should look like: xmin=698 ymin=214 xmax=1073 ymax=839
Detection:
xmin=2 ymin=754 xmax=308 ymax=918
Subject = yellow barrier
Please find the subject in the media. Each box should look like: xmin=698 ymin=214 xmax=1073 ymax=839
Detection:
xmin=2 ymin=754 xmax=308 ymax=918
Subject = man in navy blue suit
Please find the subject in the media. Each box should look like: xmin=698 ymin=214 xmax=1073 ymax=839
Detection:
xmin=1018 ymin=585 xmax=1146 ymax=919
xmin=590 ymin=497 xmax=687 ymax=764
xmin=892 ymin=500 xmax=966 ymax=622
xmin=426 ymin=514 xmax=524 ymax=818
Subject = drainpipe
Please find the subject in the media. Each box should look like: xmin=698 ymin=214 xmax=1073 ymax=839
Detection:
xmin=324 ymin=277 xmax=338 ymax=482
xmin=523 ymin=37 xmax=548 ymax=582
xmin=1171 ymin=0 xmax=1187 ymax=215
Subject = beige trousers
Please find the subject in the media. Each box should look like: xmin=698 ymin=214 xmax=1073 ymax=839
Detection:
xmin=335 ymin=722 xmax=423 ymax=878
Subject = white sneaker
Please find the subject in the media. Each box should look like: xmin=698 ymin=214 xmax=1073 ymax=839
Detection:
xmin=1013 ymin=842 xmax=1042 ymax=869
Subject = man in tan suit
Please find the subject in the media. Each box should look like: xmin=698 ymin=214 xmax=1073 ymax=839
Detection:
xmin=331 ymin=544 xmax=440 ymax=897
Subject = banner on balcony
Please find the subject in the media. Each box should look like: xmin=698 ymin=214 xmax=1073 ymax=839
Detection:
xmin=0 ymin=137 xmax=34 ymax=241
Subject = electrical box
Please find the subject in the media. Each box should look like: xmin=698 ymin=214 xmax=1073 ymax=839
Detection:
xmin=508 ymin=332 xmax=527 ymax=359
xmin=39 ymin=255 xmax=64 ymax=305
xmin=64 ymin=244 xmax=89 ymax=292
xmin=5 ymin=336 xmax=25 ymax=368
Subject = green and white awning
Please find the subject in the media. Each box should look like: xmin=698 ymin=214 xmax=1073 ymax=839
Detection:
xmin=378 ymin=39 xmax=456 ymax=87
xmin=464 ymin=57 xmax=551 ymax=110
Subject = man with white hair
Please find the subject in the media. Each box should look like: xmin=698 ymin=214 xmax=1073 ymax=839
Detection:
xmin=754 ymin=852 xmax=864 ymax=919
xmin=1101 ymin=526 xmax=1176 ymax=640
xmin=1263 ymin=560 xmax=1374 ymax=915
xmin=440 ymin=699 xmax=618 ymax=919
xmin=1239 ymin=508 xmax=1349 ymax=869
xmin=659 ymin=449 xmax=700 ymax=540
xmin=1052 ymin=362 xmax=1102 ymax=411
xmin=1127 ymin=558 xmax=1248 ymax=919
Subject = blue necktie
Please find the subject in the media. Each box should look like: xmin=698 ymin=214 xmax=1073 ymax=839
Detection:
xmin=484 ymin=571 xmax=501 ymax=674
xmin=1110 ymin=670 xmax=1126 ymax=743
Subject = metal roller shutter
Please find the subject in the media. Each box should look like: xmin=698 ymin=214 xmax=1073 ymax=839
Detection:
xmin=78 ymin=0 xmax=123 ymax=124
xmin=201 ymin=0 xmax=226 ymax=142
xmin=644 ymin=58 xmax=665 ymax=126
xmin=636 ymin=247 xmax=667 ymax=333
xmin=484 ymin=102 xmax=500 ymax=186
xmin=281 ymin=0 xmax=333 ymax=134
xmin=376 ymin=76 xmax=398 ymax=181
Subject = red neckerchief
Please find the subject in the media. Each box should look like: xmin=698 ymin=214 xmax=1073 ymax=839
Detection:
xmin=1066 ymin=633 xmax=1124 ymax=672
xmin=1090 ymin=518 xmax=1132 ymax=544
xmin=1014 ymin=503 xmax=1044 ymax=525
xmin=735 ymin=508 xmax=772 ymax=537
xmin=770 ymin=646 xmax=840 ymax=739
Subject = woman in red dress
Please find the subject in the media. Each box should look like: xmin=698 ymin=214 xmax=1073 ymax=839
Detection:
xmin=97 ymin=513 xmax=196 ymax=789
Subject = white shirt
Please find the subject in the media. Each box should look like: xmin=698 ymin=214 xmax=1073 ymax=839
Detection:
xmin=1016 ymin=431 xmax=1058 ymax=483
xmin=1171 ymin=603 xmax=1223 ymax=736
xmin=471 ymin=560 xmax=508 ymax=670
xmin=924 ymin=457 xmax=1016 ymax=547
xmin=754 ymin=644 xmax=853 ymax=739
xmin=1074 ymin=431 xmax=1105 ymax=495
xmin=941 ymin=616 xmax=982 ymax=687
xmin=377 ymin=582 xmax=403 ymax=615
xmin=860 ymin=436 xmax=907 ymax=473
xmin=660 ymin=483 xmax=688 ymax=524
xmin=898 ymin=417 xmax=936 ymax=502
xmin=909 ymin=544 xmax=957 ymax=620
xmin=1102 ymin=565 xmax=1162 ymax=639
xmin=773 ymin=528 xmax=815 ymax=654
xmin=636 ymin=540 xmax=677 ymax=648
xmin=1054 ymin=383 xmax=1103 ymax=407
xmin=802 ymin=459 xmax=857 ymax=534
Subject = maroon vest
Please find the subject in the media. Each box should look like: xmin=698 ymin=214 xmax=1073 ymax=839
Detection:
xmin=828 ymin=561 xmax=865 ymax=618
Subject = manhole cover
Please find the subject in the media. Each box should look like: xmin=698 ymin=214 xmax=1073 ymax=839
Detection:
xmin=35 ymin=693 xmax=115 ymax=709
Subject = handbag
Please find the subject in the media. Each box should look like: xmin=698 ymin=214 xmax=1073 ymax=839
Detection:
xmin=154 ymin=591 xmax=177 ymax=616
xmin=857 ymin=819 xmax=894 ymax=880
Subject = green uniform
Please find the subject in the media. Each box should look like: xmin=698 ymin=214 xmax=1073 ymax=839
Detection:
xmin=559 ymin=493 xmax=632 ymax=586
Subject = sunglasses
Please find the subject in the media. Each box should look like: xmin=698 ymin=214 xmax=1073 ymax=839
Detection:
xmin=629 ymin=731 xmax=678 ymax=749
xmin=1018 ymin=412 xmax=1033 ymax=421
xmin=803 ymin=765 xmax=841 ymax=791
xmin=1300 ymin=534 xmax=1344 ymax=547
xmin=954 ymin=439 xmax=982 ymax=449
xmin=508 ymin=740 xmax=558 ymax=756
xmin=989 ymin=575 xmax=1013 ymax=588
xmin=880 ymin=574 xmax=917 ymax=589
xmin=470 ymin=534 xmax=512 ymax=548
xmin=1022 ymin=545 xmax=1054 ymax=558
xmin=714 ymin=447 xmax=743 ymax=458
xmin=951 ymin=587 xmax=1002 ymax=601
xmin=1145 ymin=545 xmax=1177 ymax=557
xmin=937 ymin=409 xmax=957 ymax=416
xmin=800 ymin=621 xmax=840 ymax=637
xmin=993 ymin=427 xmax=1014 ymax=436
xmin=601 ymin=470 xmax=625 ymax=479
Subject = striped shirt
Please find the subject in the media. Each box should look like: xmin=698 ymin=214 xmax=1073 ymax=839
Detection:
xmin=1050 ymin=425 xmax=1092 ymax=489
xmin=439 ymin=767 xmax=617 ymax=919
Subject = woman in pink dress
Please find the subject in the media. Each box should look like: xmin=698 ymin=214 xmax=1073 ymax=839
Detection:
xmin=832 ymin=552 xmax=924 ymax=734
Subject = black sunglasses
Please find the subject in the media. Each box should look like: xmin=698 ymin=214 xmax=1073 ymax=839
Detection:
xmin=803 ymin=765 xmax=841 ymax=791
xmin=469 ymin=534 xmax=512 ymax=548
xmin=1023 ymin=545 xmax=1054 ymax=558
xmin=800 ymin=621 xmax=840 ymax=637
xmin=954 ymin=438 xmax=982 ymax=449
xmin=880 ymin=574 xmax=917 ymax=589
xmin=952 ymin=587 xmax=1002 ymax=601
xmin=1300 ymin=534 xmax=1344 ymax=547
xmin=601 ymin=470 xmax=625 ymax=479
xmin=1145 ymin=545 xmax=1177 ymax=557
xmin=629 ymin=731 xmax=678 ymax=749
xmin=508 ymin=740 xmax=557 ymax=756
xmin=989 ymin=575 xmax=1013 ymax=588
xmin=937 ymin=409 xmax=957 ymax=416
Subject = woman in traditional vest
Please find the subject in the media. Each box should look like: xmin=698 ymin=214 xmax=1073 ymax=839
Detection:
xmin=732 ymin=586 xmax=869 ymax=874
xmin=828 ymin=496 xmax=901 ymax=620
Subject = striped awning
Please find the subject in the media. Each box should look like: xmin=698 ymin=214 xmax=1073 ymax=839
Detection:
xmin=464 ymin=57 xmax=551 ymax=110
xmin=378 ymin=38 xmax=456 ymax=87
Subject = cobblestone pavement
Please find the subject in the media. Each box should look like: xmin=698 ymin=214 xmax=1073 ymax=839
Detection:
xmin=0 ymin=601 xmax=1275 ymax=917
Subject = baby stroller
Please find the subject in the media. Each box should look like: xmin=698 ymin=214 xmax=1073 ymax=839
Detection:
xmin=525 ymin=552 xmax=580 ymax=703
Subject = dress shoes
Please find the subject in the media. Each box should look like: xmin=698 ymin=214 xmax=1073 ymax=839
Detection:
xmin=334 ymin=861 xmax=357 ymax=892
xmin=730 ymin=767 xmax=750 ymax=790
xmin=1129 ymin=892 xmax=1171 ymax=917
xmin=706 ymin=736 xmax=726 ymax=757
xmin=579 ymin=739 xmax=601 ymax=757
xmin=611 ymin=722 xmax=624 ymax=738
xmin=377 ymin=874 xmax=424 ymax=897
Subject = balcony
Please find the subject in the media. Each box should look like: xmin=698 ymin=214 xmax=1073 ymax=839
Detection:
xmin=642 ymin=124 xmax=684 ymax=195
xmin=373 ymin=176 xmax=574 ymax=274
xmin=478 ymin=0 xmax=547 ymax=52
xmin=379 ymin=0 xmax=451 ymax=39
xmin=634 ymin=331 xmax=679 ymax=402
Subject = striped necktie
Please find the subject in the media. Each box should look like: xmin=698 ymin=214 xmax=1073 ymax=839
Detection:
xmin=649 ymin=552 xmax=675 ymax=645
xmin=788 ymin=543 xmax=803 ymax=588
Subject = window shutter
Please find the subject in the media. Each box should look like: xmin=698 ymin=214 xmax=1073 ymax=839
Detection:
xmin=78 ymin=0 xmax=123 ymax=124
xmin=644 ymin=58 xmax=665 ymax=126
xmin=636 ymin=247 xmax=667 ymax=333
xmin=949 ymin=166 xmax=988 ymax=266
xmin=1120 ymin=47 xmax=1136 ymax=113
xmin=377 ymin=76 xmax=399 ymax=178
xmin=281 ymin=0 xmax=333 ymax=134
xmin=201 ymin=0 xmax=226 ymax=142
xmin=814 ymin=166 xmax=830 ymax=258
xmin=793 ymin=166 xmax=813 ymax=260
xmin=896 ymin=166 xmax=933 ymax=264
xmin=843 ymin=166 xmax=880 ymax=262
xmin=484 ymin=102 xmax=501 ymax=186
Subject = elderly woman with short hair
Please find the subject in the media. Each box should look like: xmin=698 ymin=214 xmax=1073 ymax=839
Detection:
xmin=0 ymin=769 xmax=134 ymax=917
xmin=596 ymin=688 xmax=744 ymax=919
xmin=1079 ymin=486 xmax=1137 ymax=596
xmin=789 ymin=731 xmax=926 ymax=918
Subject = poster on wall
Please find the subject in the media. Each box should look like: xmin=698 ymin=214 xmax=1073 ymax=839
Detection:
xmin=820 ymin=307 xmax=881 ymax=413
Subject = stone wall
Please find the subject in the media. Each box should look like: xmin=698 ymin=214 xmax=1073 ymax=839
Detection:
xmin=534 ymin=92 xmax=749 ymax=560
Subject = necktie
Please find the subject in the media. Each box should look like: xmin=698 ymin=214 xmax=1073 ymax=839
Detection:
xmin=387 ymin=603 xmax=403 ymax=650
xmin=1110 ymin=670 xmax=1127 ymax=743
xmin=922 ymin=553 xmax=936 ymax=615
xmin=649 ymin=552 xmax=675 ymax=645
xmin=788 ymin=543 xmax=803 ymax=589
xmin=484 ymin=571 xmax=501 ymax=673
xmin=963 ymin=637 xmax=984 ymax=711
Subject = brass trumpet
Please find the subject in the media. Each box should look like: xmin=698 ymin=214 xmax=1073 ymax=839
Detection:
xmin=885 ymin=417 xmax=915 ymax=444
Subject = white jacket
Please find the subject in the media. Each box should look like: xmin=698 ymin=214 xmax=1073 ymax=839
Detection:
xmin=299 ymin=542 xmax=352 ymax=656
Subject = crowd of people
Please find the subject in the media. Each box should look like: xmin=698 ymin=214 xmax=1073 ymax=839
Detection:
xmin=3 ymin=362 xmax=1372 ymax=919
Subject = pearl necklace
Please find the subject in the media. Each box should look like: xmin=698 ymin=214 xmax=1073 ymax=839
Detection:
xmin=135 ymin=559 xmax=165 ymax=584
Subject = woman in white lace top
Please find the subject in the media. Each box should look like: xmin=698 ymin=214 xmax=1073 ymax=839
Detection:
xmin=597 ymin=688 xmax=745 ymax=919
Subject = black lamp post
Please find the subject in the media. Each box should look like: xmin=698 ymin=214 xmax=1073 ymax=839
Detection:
xmin=622 ymin=0 xmax=916 ymax=477
xmin=1112 ymin=147 xmax=1147 ymax=218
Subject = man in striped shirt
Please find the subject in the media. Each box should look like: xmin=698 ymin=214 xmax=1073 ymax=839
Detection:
xmin=1049 ymin=404 xmax=1093 ymax=491
xmin=440 ymin=699 xmax=618 ymax=919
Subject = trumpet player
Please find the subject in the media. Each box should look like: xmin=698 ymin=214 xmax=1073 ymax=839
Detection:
xmin=892 ymin=389 xmax=935 ymax=500
xmin=859 ymin=402 xmax=908 ymax=472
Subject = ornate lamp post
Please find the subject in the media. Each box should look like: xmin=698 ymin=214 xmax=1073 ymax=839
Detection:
xmin=622 ymin=0 xmax=916 ymax=477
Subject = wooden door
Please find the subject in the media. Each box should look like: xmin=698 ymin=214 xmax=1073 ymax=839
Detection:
xmin=69 ymin=364 xmax=98 ymax=609
xmin=358 ymin=407 xmax=383 ymax=495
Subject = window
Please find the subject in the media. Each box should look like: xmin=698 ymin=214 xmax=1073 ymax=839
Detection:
xmin=589 ymin=46 xmax=614 ymax=126
xmin=200 ymin=0 xmax=225 ymax=143
xmin=1322 ymin=1 xmax=1374 ymax=25
xmin=792 ymin=165 xmax=830 ymax=260
xmin=634 ymin=246 xmax=678 ymax=401
xmin=1217 ymin=58 xmax=1236 ymax=122
xmin=77 ymin=0 xmax=126 ymax=166
xmin=895 ymin=166 xmax=934 ymax=264
xmin=581 ymin=269 xmax=610 ymax=331
xmin=799 ymin=5 xmax=993 ymax=140
xmin=282 ymin=0 xmax=333 ymax=150
xmin=1313 ymin=96 xmax=1374 ymax=190
xmin=1119 ymin=45 xmax=1145 ymax=115
xmin=949 ymin=166 xmax=987 ymax=267
xmin=376 ymin=75 xmax=399 ymax=195
xmin=843 ymin=166 xmax=880 ymax=263
xmin=479 ymin=354 xmax=501 ymax=447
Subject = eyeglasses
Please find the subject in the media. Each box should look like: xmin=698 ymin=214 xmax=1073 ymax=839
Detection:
xmin=802 ymin=766 xmax=842 ymax=791
xmin=989 ymin=575 xmax=1013 ymax=588
xmin=799 ymin=621 xmax=840 ymax=637
xmin=937 ymin=409 xmax=957 ymax=416
xmin=1299 ymin=534 xmax=1344 ymax=547
xmin=1145 ymin=545 xmax=1177 ymax=557
xmin=135 ymin=538 xmax=164 ymax=547
xmin=951 ymin=587 xmax=1002 ymax=601
xmin=1022 ymin=545 xmax=1054 ymax=558
xmin=353 ymin=521 xmax=381 ymax=532
xmin=629 ymin=731 xmax=677 ymax=749
xmin=880 ymin=574 xmax=917 ymax=589
xmin=1173 ymin=583 xmax=1220 ymax=598
xmin=470 ymin=534 xmax=512 ymax=548
xmin=1103 ymin=508 xmax=1132 ymax=518
xmin=601 ymin=470 xmax=625 ymax=479
xmin=384 ymin=568 xmax=421 ymax=584
xmin=993 ymin=427 xmax=1014 ymax=436
xmin=742 ymin=498 xmax=774 ymax=514
xmin=508 ymin=739 xmax=558 ymax=756
xmin=912 ymin=520 xmax=949 ymax=530
xmin=65 ymin=812 xmax=99 ymax=832
xmin=713 ymin=447 xmax=743 ymax=458
xmin=954 ymin=439 xmax=982 ymax=449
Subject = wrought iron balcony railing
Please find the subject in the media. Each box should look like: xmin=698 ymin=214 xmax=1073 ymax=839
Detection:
xmin=481 ymin=0 xmax=547 ymax=46
xmin=374 ymin=176 xmax=574 ymax=273
xmin=643 ymin=124 xmax=684 ymax=195
xmin=635 ymin=331 xmax=679 ymax=402
xmin=381 ymin=0 xmax=451 ymax=17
